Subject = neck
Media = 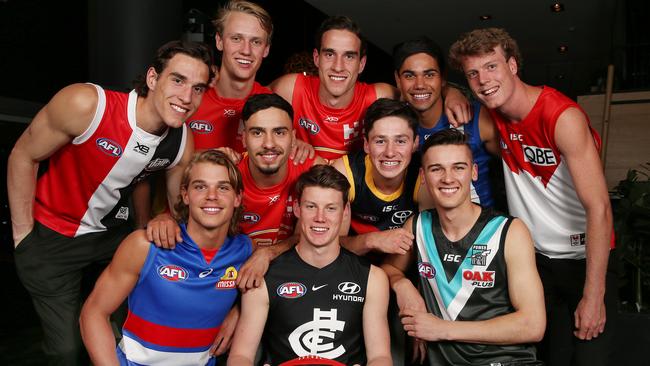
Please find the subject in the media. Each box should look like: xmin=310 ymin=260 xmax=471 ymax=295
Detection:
xmin=436 ymin=200 xmax=481 ymax=242
xmin=418 ymin=100 xmax=444 ymax=129
xmin=295 ymin=240 xmax=340 ymax=269
xmin=318 ymin=86 xmax=355 ymax=109
xmin=248 ymin=158 xmax=289 ymax=188
xmin=497 ymin=80 xmax=540 ymax=122
xmin=136 ymin=96 xmax=167 ymax=135
xmin=215 ymin=71 xmax=255 ymax=99
xmin=370 ymin=167 xmax=404 ymax=194
xmin=186 ymin=220 xmax=229 ymax=251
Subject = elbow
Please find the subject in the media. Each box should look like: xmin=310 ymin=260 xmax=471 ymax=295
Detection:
xmin=522 ymin=312 xmax=546 ymax=343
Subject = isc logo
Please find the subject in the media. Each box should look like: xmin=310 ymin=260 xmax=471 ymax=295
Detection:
xmin=298 ymin=117 xmax=320 ymax=135
xmin=158 ymin=265 xmax=188 ymax=282
xmin=242 ymin=212 xmax=260 ymax=223
xmin=96 ymin=138 xmax=123 ymax=157
xmin=522 ymin=144 xmax=556 ymax=166
xmin=418 ymin=262 xmax=436 ymax=279
xmin=443 ymin=254 xmax=462 ymax=263
xmin=277 ymin=282 xmax=306 ymax=298
xmin=189 ymin=120 xmax=214 ymax=134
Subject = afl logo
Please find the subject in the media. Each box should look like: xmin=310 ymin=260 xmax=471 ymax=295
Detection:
xmin=242 ymin=212 xmax=260 ymax=223
xmin=189 ymin=120 xmax=214 ymax=134
xmin=418 ymin=262 xmax=436 ymax=279
xmin=277 ymin=282 xmax=306 ymax=298
xmin=96 ymin=138 xmax=122 ymax=157
xmin=337 ymin=282 xmax=361 ymax=295
xmin=298 ymin=117 xmax=320 ymax=135
xmin=158 ymin=265 xmax=188 ymax=282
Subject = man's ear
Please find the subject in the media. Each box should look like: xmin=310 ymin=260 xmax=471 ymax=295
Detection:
xmin=146 ymin=67 xmax=159 ymax=91
xmin=215 ymin=33 xmax=224 ymax=51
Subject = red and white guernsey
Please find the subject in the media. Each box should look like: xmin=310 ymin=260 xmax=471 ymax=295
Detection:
xmin=490 ymin=86 xmax=611 ymax=259
xmin=291 ymin=74 xmax=377 ymax=160
xmin=34 ymin=84 xmax=187 ymax=238
xmin=237 ymin=155 xmax=315 ymax=247
xmin=187 ymin=82 xmax=271 ymax=153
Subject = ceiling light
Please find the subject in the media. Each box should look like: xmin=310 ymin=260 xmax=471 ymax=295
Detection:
xmin=550 ymin=3 xmax=565 ymax=12
xmin=479 ymin=15 xmax=492 ymax=20
xmin=557 ymin=45 xmax=568 ymax=53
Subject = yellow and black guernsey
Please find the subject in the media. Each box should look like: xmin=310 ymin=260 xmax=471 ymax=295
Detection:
xmin=342 ymin=151 xmax=421 ymax=235
xmin=413 ymin=208 xmax=541 ymax=365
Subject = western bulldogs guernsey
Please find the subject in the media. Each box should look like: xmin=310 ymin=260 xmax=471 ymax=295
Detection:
xmin=238 ymin=155 xmax=315 ymax=246
xmin=264 ymin=248 xmax=370 ymax=364
xmin=343 ymin=151 xmax=420 ymax=234
xmin=490 ymin=86 xmax=613 ymax=260
xmin=292 ymin=74 xmax=377 ymax=160
xmin=414 ymin=209 xmax=539 ymax=365
xmin=34 ymin=84 xmax=186 ymax=237
xmin=187 ymin=82 xmax=271 ymax=152
xmin=118 ymin=224 xmax=252 ymax=366
xmin=418 ymin=100 xmax=494 ymax=207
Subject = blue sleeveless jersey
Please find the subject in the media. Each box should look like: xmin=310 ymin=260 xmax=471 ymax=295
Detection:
xmin=417 ymin=100 xmax=494 ymax=207
xmin=117 ymin=224 xmax=252 ymax=365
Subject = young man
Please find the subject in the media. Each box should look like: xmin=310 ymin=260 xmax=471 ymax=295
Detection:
xmin=8 ymin=40 xmax=212 ymax=364
xmin=393 ymin=36 xmax=499 ymax=207
xmin=449 ymin=28 xmax=616 ymax=366
xmin=80 ymin=150 xmax=252 ymax=365
xmin=331 ymin=98 xmax=425 ymax=256
xmin=270 ymin=16 xmax=471 ymax=161
xmin=383 ymin=129 xmax=545 ymax=365
xmin=228 ymin=165 xmax=391 ymax=365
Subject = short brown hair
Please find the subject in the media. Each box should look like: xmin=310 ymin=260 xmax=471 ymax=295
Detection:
xmin=213 ymin=0 xmax=273 ymax=44
xmin=448 ymin=28 xmax=522 ymax=72
xmin=174 ymin=150 xmax=244 ymax=236
xmin=295 ymin=165 xmax=350 ymax=205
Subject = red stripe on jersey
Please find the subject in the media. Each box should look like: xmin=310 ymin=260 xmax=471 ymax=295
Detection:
xmin=123 ymin=310 xmax=220 ymax=348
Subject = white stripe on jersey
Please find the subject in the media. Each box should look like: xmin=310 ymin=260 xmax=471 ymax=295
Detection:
xmin=119 ymin=335 xmax=210 ymax=366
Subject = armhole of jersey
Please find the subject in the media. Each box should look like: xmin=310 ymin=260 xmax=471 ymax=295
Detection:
xmin=342 ymin=155 xmax=356 ymax=202
xmin=290 ymin=74 xmax=304 ymax=106
xmin=168 ymin=124 xmax=188 ymax=169
xmin=73 ymin=83 xmax=105 ymax=145
xmin=499 ymin=216 xmax=514 ymax=255
xmin=413 ymin=173 xmax=422 ymax=203
xmin=135 ymin=243 xmax=156 ymax=287
xmin=411 ymin=211 xmax=420 ymax=237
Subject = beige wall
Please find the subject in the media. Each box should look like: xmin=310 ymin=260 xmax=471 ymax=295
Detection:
xmin=578 ymin=91 xmax=650 ymax=189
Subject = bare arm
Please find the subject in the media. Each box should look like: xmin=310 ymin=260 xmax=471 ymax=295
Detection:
xmin=80 ymin=230 xmax=150 ymax=365
xmin=227 ymin=282 xmax=270 ymax=366
xmin=555 ymin=107 xmax=612 ymax=340
xmin=269 ymin=73 xmax=299 ymax=103
xmin=8 ymin=83 xmax=97 ymax=245
xmin=374 ymin=82 xmax=399 ymax=100
xmin=236 ymin=234 xmax=300 ymax=290
xmin=364 ymin=265 xmax=392 ymax=366
xmin=442 ymin=84 xmax=471 ymax=126
xmin=478 ymin=106 xmax=500 ymax=155
xmin=401 ymin=218 xmax=546 ymax=344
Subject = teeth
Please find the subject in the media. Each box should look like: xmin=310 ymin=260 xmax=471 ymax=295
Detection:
xmin=203 ymin=207 xmax=222 ymax=213
xmin=311 ymin=227 xmax=328 ymax=232
xmin=412 ymin=93 xmax=431 ymax=100
xmin=440 ymin=188 xmax=458 ymax=194
xmin=382 ymin=161 xmax=399 ymax=166
xmin=482 ymin=87 xmax=498 ymax=96
xmin=330 ymin=76 xmax=345 ymax=81
xmin=236 ymin=59 xmax=252 ymax=65
xmin=171 ymin=104 xmax=188 ymax=113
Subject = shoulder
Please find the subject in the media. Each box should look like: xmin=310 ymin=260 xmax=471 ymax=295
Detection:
xmin=47 ymin=83 xmax=101 ymax=135
xmin=373 ymin=82 xmax=398 ymax=99
xmin=112 ymin=229 xmax=152 ymax=272
xmin=269 ymin=73 xmax=300 ymax=102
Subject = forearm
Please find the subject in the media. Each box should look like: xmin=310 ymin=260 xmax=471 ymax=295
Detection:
xmin=441 ymin=310 xmax=544 ymax=345
xmin=367 ymin=356 xmax=392 ymax=366
xmin=583 ymin=204 xmax=613 ymax=299
xmin=79 ymin=309 xmax=120 ymax=366
xmin=266 ymin=234 xmax=300 ymax=260
xmin=7 ymin=150 xmax=38 ymax=243
xmin=340 ymin=233 xmax=373 ymax=256
xmin=226 ymin=355 xmax=253 ymax=366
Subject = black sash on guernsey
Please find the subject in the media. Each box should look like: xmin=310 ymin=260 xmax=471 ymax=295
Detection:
xmin=414 ymin=208 xmax=541 ymax=366
xmin=346 ymin=150 xmax=420 ymax=234
xmin=263 ymin=248 xmax=370 ymax=364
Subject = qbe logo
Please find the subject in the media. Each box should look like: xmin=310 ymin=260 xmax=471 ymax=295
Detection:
xmin=298 ymin=117 xmax=320 ymax=135
xmin=463 ymin=270 xmax=495 ymax=288
xmin=189 ymin=120 xmax=214 ymax=134
xmin=277 ymin=282 xmax=306 ymax=298
xmin=418 ymin=262 xmax=436 ymax=279
xmin=242 ymin=212 xmax=260 ymax=223
xmin=522 ymin=144 xmax=556 ymax=166
xmin=158 ymin=265 xmax=188 ymax=282
xmin=96 ymin=138 xmax=123 ymax=157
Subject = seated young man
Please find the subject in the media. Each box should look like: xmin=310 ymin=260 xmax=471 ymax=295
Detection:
xmin=227 ymin=165 xmax=391 ymax=366
xmin=80 ymin=150 xmax=252 ymax=366
xmin=382 ymin=130 xmax=546 ymax=365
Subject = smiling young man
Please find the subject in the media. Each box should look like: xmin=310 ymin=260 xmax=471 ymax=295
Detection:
xmin=449 ymin=28 xmax=616 ymax=366
xmin=270 ymin=16 xmax=471 ymax=161
xmin=227 ymin=165 xmax=391 ymax=365
xmin=382 ymin=129 xmax=545 ymax=365
xmin=393 ymin=37 xmax=499 ymax=208
xmin=80 ymin=150 xmax=252 ymax=366
xmin=8 ymin=40 xmax=212 ymax=364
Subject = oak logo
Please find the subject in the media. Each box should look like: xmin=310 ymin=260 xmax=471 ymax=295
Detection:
xmin=96 ymin=138 xmax=122 ymax=157
xmin=463 ymin=270 xmax=495 ymax=288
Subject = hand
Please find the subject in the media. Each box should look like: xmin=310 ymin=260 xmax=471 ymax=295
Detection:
xmin=290 ymin=139 xmax=315 ymax=165
xmin=12 ymin=223 xmax=33 ymax=248
xmin=411 ymin=338 xmax=426 ymax=365
xmin=214 ymin=147 xmax=242 ymax=164
xmin=237 ymin=247 xmax=273 ymax=291
xmin=444 ymin=87 xmax=471 ymax=127
xmin=369 ymin=228 xmax=414 ymax=255
xmin=573 ymin=296 xmax=606 ymax=340
xmin=146 ymin=213 xmax=181 ymax=249
xmin=400 ymin=308 xmax=446 ymax=342
xmin=210 ymin=305 xmax=240 ymax=356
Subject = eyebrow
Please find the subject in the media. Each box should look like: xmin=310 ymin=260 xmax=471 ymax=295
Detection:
xmin=425 ymin=162 xmax=469 ymax=169
xmin=372 ymin=134 xmax=412 ymax=139
xmin=321 ymin=48 xmax=359 ymax=57
xmin=401 ymin=68 xmax=437 ymax=76
xmin=170 ymin=72 xmax=209 ymax=89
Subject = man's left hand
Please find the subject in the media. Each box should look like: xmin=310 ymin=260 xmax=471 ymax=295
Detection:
xmin=574 ymin=296 xmax=606 ymax=340
xmin=236 ymin=247 xmax=273 ymax=291
xmin=290 ymin=139 xmax=315 ymax=164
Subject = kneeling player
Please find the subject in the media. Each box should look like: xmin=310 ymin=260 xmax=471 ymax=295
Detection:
xmin=80 ymin=150 xmax=252 ymax=365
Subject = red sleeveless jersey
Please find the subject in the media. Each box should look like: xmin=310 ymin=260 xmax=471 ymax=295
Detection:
xmin=34 ymin=85 xmax=187 ymax=237
xmin=291 ymin=75 xmax=377 ymax=160
xmin=187 ymin=82 xmax=271 ymax=152
xmin=237 ymin=155 xmax=315 ymax=246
